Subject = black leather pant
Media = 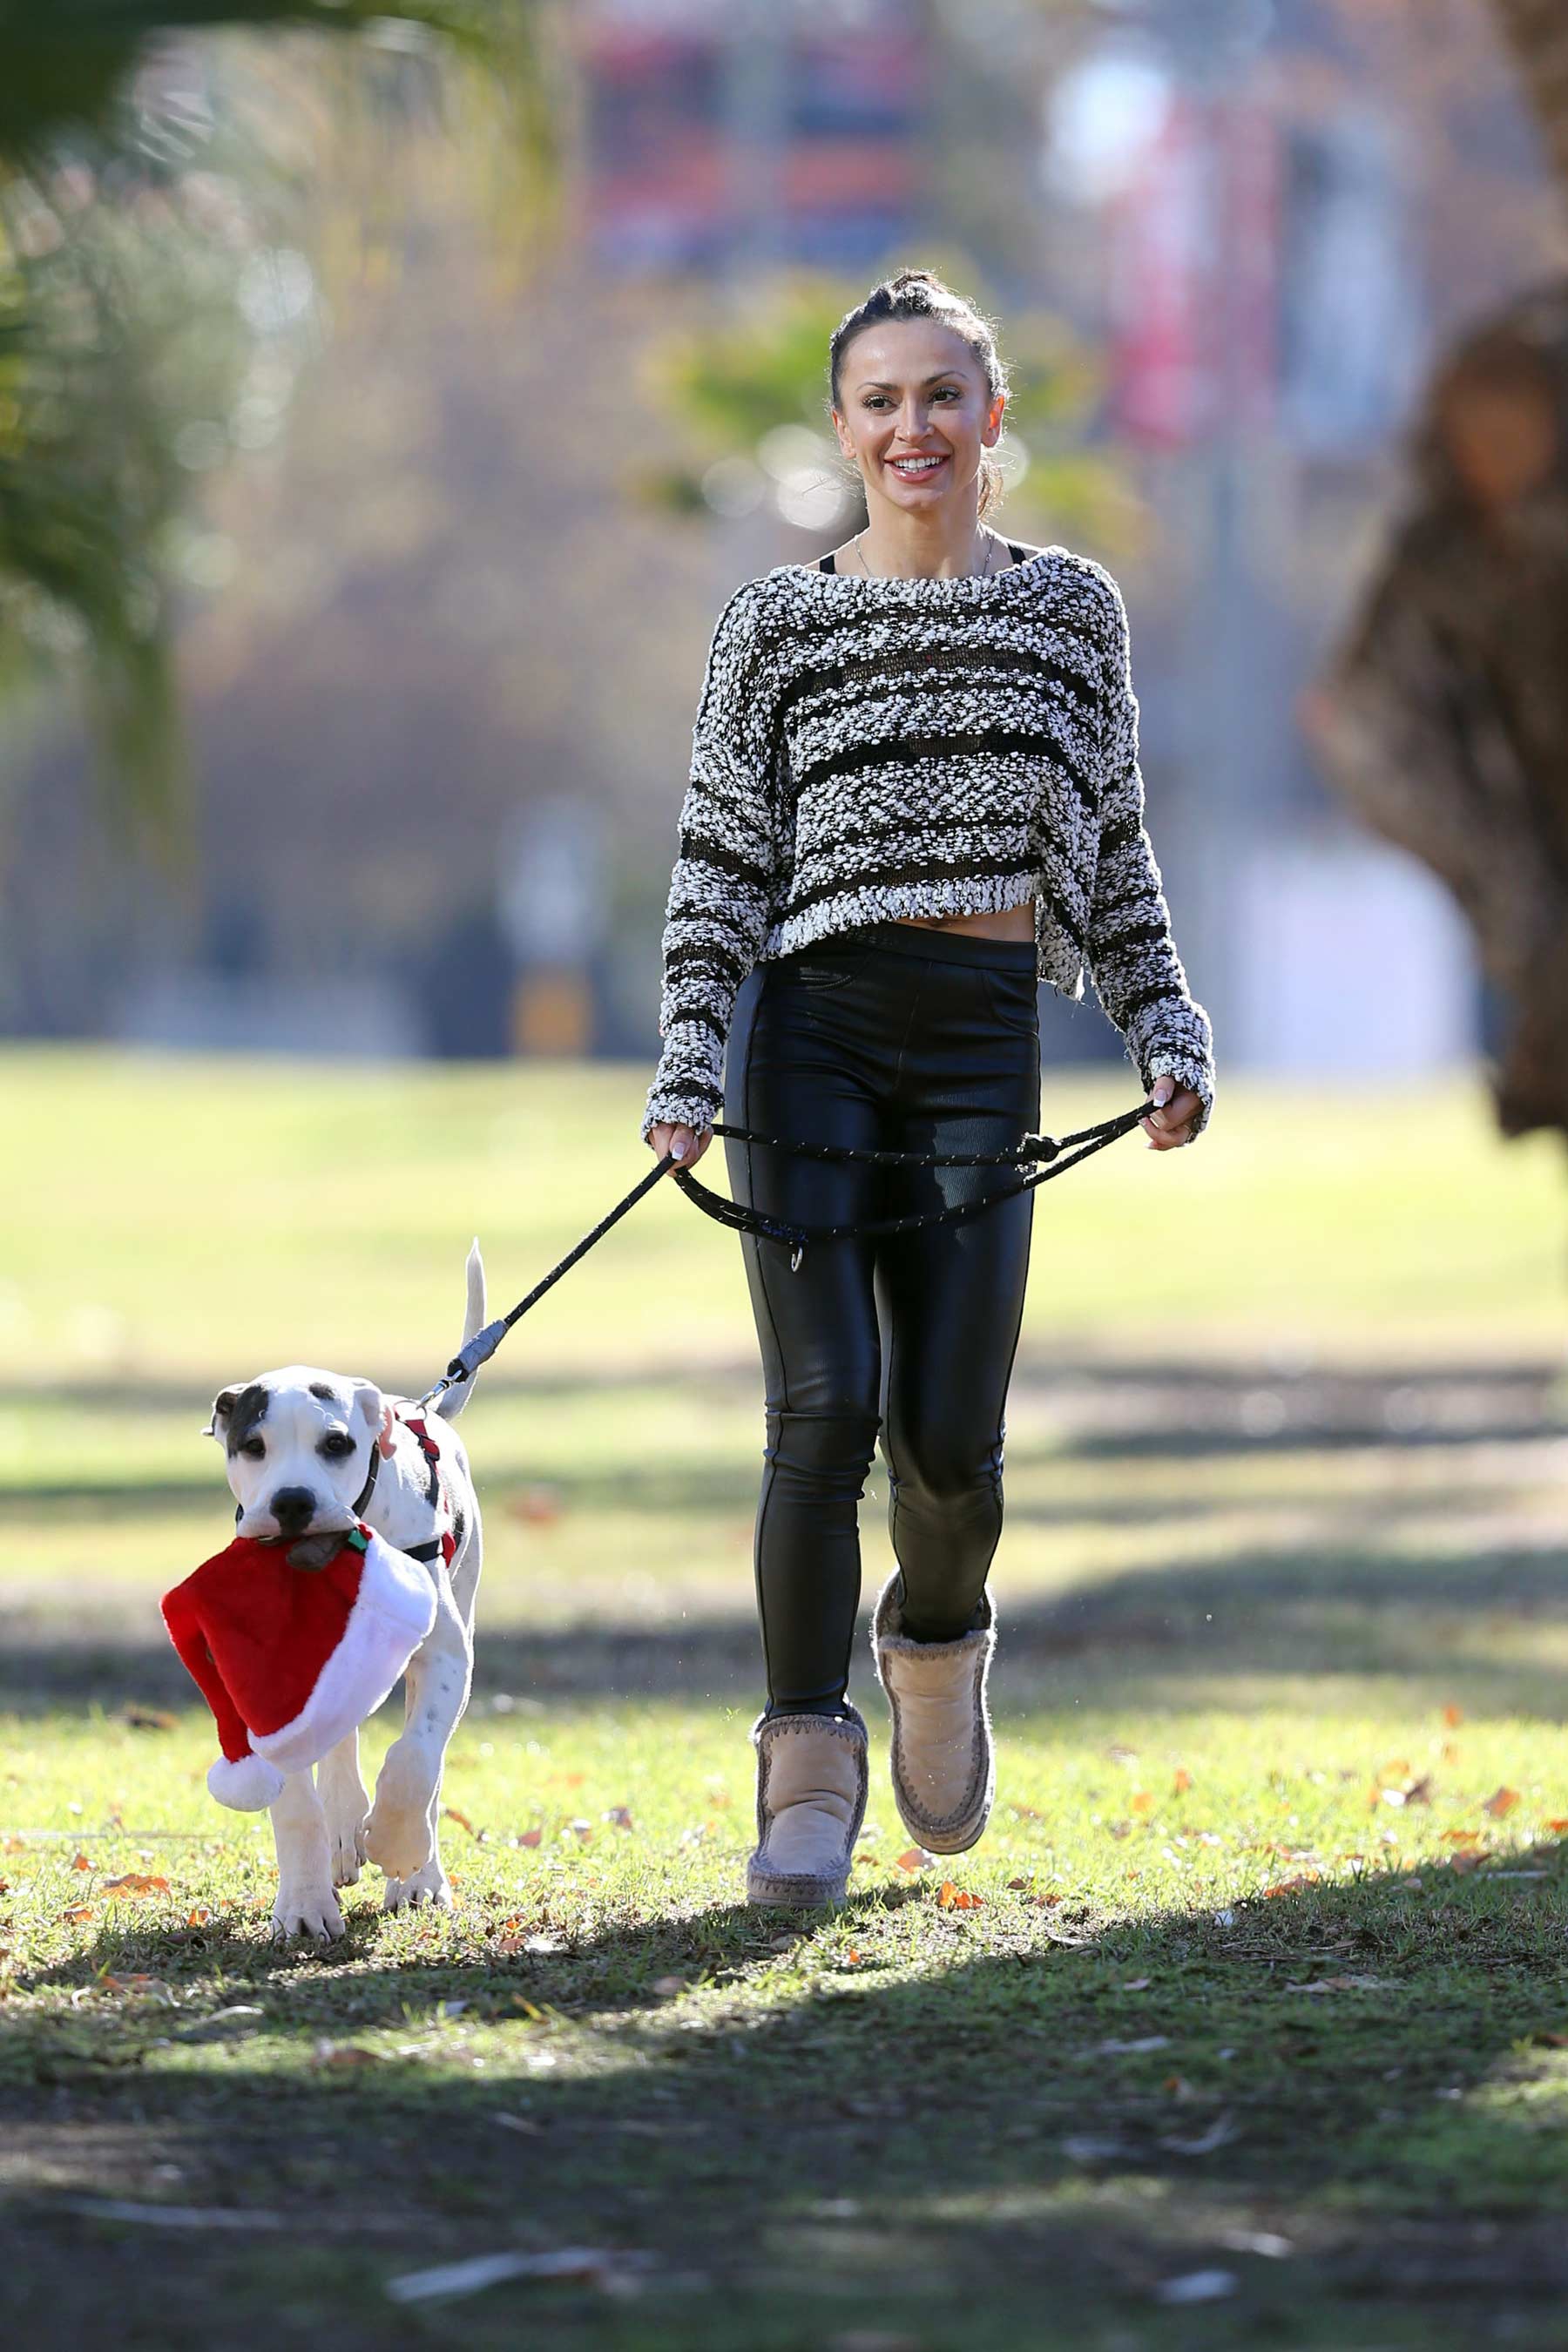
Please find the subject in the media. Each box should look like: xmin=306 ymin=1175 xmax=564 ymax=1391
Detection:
xmin=721 ymin=918 xmax=1042 ymax=1717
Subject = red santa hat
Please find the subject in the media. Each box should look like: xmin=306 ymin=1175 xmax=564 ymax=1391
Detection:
xmin=161 ymin=1524 xmax=438 ymax=1810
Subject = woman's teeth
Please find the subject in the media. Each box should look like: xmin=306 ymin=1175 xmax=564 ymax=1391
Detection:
xmin=890 ymin=456 xmax=945 ymax=475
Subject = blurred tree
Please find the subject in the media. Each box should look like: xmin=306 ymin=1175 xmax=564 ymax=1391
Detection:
xmin=0 ymin=1 xmax=561 ymax=843
xmin=636 ymin=264 xmax=1145 ymax=559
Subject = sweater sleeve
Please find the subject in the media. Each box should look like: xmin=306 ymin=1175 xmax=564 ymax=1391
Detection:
xmin=642 ymin=580 xmax=786 ymax=1141
xmin=1083 ymin=578 xmax=1216 ymax=1135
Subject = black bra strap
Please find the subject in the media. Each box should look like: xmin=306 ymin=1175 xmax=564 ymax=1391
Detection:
xmin=818 ymin=551 xmax=835 ymax=573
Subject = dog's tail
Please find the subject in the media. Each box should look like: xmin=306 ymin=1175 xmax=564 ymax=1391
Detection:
xmin=438 ymin=1239 xmax=488 ymax=1420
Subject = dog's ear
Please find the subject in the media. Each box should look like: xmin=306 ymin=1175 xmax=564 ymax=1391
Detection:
xmin=348 ymin=1380 xmax=383 ymax=1437
xmin=203 ymin=1387 xmax=240 ymax=1442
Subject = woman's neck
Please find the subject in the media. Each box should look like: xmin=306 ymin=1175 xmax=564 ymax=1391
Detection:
xmin=854 ymin=510 xmax=996 ymax=581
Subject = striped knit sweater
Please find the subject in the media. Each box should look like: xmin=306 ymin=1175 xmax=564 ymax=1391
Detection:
xmin=642 ymin=543 xmax=1214 ymax=1142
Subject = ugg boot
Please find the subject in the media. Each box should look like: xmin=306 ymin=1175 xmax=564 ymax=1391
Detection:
xmin=746 ymin=1703 xmax=868 ymax=1908
xmin=870 ymin=1573 xmax=997 ymax=1855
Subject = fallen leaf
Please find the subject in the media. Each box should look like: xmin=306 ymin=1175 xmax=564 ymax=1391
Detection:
xmin=1442 ymin=1703 xmax=1463 ymax=1728
xmin=442 ymin=1806 xmax=478 ymax=1836
xmin=1161 ymin=2114 xmax=1238 ymax=2155
xmin=510 ymin=1485 xmax=564 ymax=1526
xmin=896 ymin=1847 xmax=936 ymax=1872
xmin=1007 ymin=1876 xmax=1033 ymax=1890
xmin=314 ymin=2041 xmax=382 ymax=2070
xmin=1262 ymin=1872 xmax=1321 ymax=1897
xmin=603 ymin=1808 xmax=633 ymax=1830
xmin=100 ymin=1874 xmax=170 ymax=1900
xmin=1483 ymin=1788 xmax=1520 ymax=1819
xmin=1546 ymin=1819 xmax=1568 ymax=1835
xmin=61 ymin=1904 xmax=94 ymax=1924
xmin=186 ymin=1907 xmax=211 ymax=1928
xmin=566 ymin=1820 xmax=592 ymax=1843
xmin=936 ymin=1881 xmax=983 ymax=1910
xmin=3 ymin=1837 xmax=27 ymax=1853
xmin=124 ymin=1707 xmax=177 ymax=1732
xmin=1156 ymin=2269 xmax=1238 ymax=2305
xmin=1131 ymin=1791 xmax=1154 ymax=1818
xmin=844 ymin=1949 xmax=862 ymax=1965
xmin=101 ymin=1974 xmax=175 ymax=2004
xmin=71 ymin=1852 xmax=91 ymax=1872
xmin=1173 ymin=1768 xmax=1193 ymax=1794
xmin=1446 ymin=1851 xmax=1484 ymax=1876
xmin=518 ymin=1828 xmax=542 ymax=1849
xmin=1441 ymin=1828 xmax=1483 ymax=1846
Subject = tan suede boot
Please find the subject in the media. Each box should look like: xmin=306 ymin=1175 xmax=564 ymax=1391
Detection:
xmin=870 ymin=1573 xmax=997 ymax=1855
xmin=746 ymin=1703 xmax=868 ymax=1908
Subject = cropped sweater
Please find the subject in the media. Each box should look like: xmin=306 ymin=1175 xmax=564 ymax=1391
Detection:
xmin=641 ymin=541 xmax=1215 ymax=1142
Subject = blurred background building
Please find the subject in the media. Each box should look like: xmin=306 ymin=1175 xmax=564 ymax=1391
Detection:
xmin=2 ymin=0 xmax=1562 ymax=1083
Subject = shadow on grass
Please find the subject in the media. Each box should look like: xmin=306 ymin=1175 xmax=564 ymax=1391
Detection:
xmin=3 ymin=1540 xmax=1566 ymax=1720
xmin=10 ymin=1841 xmax=1568 ymax=2347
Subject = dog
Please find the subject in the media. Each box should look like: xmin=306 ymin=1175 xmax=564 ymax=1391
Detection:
xmin=203 ymin=1243 xmax=486 ymax=1940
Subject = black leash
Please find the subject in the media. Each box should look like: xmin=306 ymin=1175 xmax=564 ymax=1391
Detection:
xmin=417 ymin=1098 xmax=1152 ymax=1413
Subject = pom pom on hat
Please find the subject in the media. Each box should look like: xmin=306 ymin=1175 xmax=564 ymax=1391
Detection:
xmin=163 ymin=1524 xmax=437 ymax=1811
xmin=208 ymin=1753 xmax=286 ymax=1812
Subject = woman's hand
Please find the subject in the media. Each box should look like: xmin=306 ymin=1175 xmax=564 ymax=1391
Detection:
xmin=1141 ymin=1074 xmax=1202 ymax=1151
xmin=645 ymin=1121 xmax=713 ymax=1168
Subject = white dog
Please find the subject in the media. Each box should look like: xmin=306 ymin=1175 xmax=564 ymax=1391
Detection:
xmin=205 ymin=1244 xmax=486 ymax=1940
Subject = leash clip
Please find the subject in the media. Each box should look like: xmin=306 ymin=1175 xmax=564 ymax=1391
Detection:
xmin=789 ymin=1239 xmax=806 ymax=1273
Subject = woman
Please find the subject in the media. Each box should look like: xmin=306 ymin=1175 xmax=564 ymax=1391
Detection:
xmin=642 ymin=269 xmax=1213 ymax=1909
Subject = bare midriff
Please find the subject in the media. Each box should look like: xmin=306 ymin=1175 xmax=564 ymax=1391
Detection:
xmin=892 ymin=897 xmax=1036 ymax=942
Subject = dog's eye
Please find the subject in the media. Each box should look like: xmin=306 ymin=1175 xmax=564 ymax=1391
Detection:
xmin=321 ymin=1433 xmax=355 ymax=1458
xmin=240 ymin=1438 xmax=266 ymax=1460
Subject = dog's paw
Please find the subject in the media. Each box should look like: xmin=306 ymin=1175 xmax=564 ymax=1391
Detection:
xmin=382 ymin=1856 xmax=453 ymax=1913
xmin=328 ymin=1811 xmax=369 ymax=1889
xmin=364 ymin=1799 xmax=434 ymax=1885
xmin=271 ymin=1885 xmax=346 ymax=1943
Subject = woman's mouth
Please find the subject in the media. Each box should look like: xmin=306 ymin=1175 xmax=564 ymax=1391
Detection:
xmin=887 ymin=453 xmax=949 ymax=480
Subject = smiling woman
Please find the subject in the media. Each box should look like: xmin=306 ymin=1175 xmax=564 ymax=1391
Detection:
xmin=640 ymin=265 xmax=1214 ymax=1914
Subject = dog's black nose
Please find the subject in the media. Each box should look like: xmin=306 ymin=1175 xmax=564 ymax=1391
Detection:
xmin=270 ymin=1486 xmax=317 ymax=1534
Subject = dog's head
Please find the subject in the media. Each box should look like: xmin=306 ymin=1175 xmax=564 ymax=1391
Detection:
xmin=204 ymin=1366 xmax=388 ymax=1543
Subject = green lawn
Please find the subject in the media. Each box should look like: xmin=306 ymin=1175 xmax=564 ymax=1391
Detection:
xmin=3 ymin=1047 xmax=1568 ymax=2349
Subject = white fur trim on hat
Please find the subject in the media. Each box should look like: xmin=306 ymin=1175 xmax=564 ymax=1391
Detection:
xmin=208 ymin=1751 xmax=287 ymax=1812
xmin=251 ymin=1529 xmax=437 ymax=1775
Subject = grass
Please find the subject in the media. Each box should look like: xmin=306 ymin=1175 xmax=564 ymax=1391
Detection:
xmin=3 ymin=1046 xmax=1568 ymax=2348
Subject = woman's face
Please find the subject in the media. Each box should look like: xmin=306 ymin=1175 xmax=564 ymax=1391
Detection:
xmin=831 ymin=317 xmax=1004 ymax=522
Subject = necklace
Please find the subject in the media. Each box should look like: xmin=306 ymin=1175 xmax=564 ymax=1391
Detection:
xmin=855 ymin=526 xmax=996 ymax=582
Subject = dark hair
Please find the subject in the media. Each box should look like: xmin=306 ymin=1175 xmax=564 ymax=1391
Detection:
xmin=828 ymin=267 xmax=1012 ymax=521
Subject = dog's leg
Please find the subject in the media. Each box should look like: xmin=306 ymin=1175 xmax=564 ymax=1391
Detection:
xmin=269 ymin=1768 xmax=344 ymax=1942
xmin=317 ymin=1731 xmax=370 ymax=1889
xmin=366 ymin=1567 xmax=473 ymax=1905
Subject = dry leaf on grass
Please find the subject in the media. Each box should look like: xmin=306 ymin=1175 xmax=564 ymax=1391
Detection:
xmin=60 ymin=1904 xmax=94 ymax=1924
xmin=1262 ymin=1872 xmax=1321 ymax=1897
xmin=518 ymin=1828 xmax=543 ymax=1848
xmin=1131 ymin=1792 xmax=1154 ymax=1818
xmin=314 ymin=2041 xmax=382 ymax=2071
xmin=1173 ymin=1768 xmax=1193 ymax=1794
xmin=936 ymin=1882 xmax=983 ymax=1910
xmin=442 ymin=1807 xmax=478 ymax=1837
xmin=1442 ymin=1703 xmax=1463 ymax=1728
xmin=71 ymin=1853 xmax=91 ymax=1872
xmin=896 ymin=1848 xmax=936 ymax=1872
xmin=101 ymin=1974 xmax=176 ymax=2004
xmin=124 ymin=1707 xmax=177 ymax=1731
xmin=603 ymin=1808 xmax=633 ymax=1830
xmin=186 ymin=1907 xmax=211 ymax=1927
xmin=101 ymin=1874 xmax=170 ymax=1900
xmin=1483 ymin=1788 xmax=1520 ymax=1819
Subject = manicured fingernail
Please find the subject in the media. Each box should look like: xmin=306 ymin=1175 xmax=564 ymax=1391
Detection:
xmin=671 ymin=1141 xmax=686 ymax=1160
